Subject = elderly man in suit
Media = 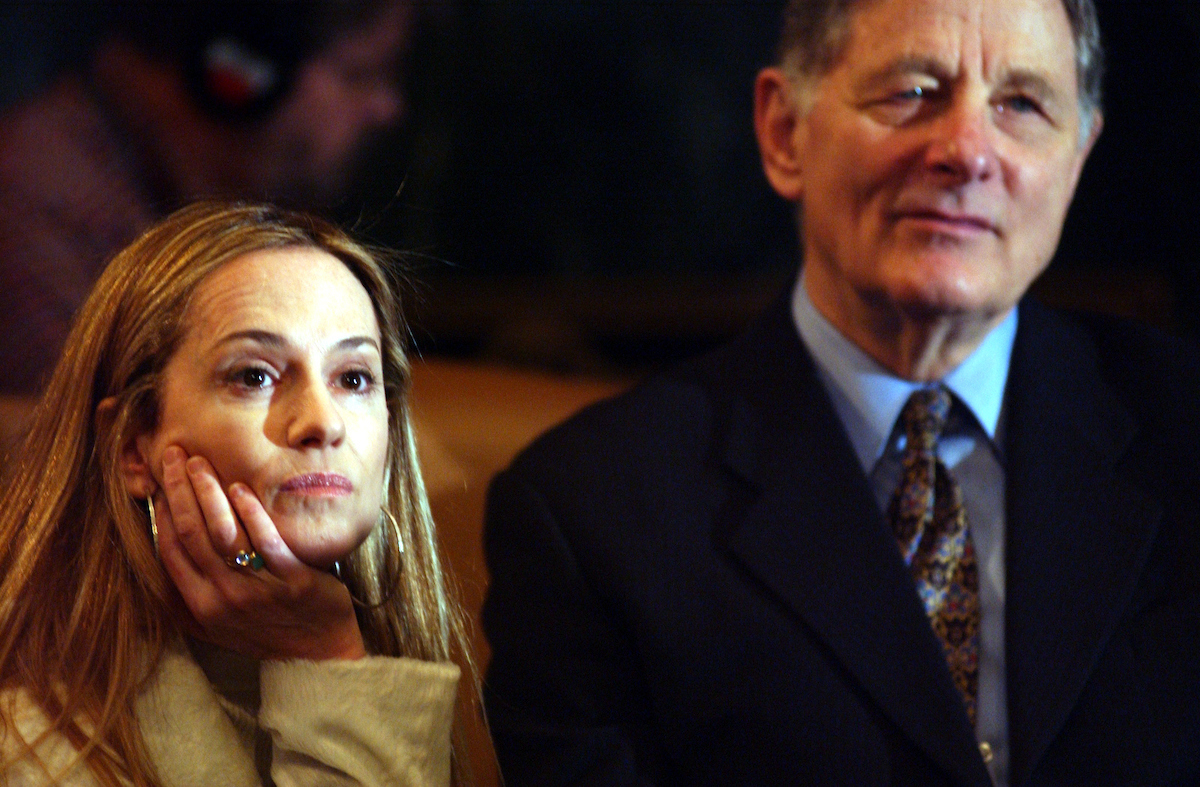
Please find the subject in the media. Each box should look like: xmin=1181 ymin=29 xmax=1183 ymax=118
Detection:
xmin=481 ymin=0 xmax=1200 ymax=784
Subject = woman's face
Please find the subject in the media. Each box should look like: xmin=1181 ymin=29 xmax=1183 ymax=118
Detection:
xmin=135 ymin=246 xmax=390 ymax=568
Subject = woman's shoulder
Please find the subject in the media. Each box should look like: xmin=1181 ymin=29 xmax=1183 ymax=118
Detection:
xmin=0 ymin=687 xmax=97 ymax=785
xmin=259 ymin=656 xmax=460 ymax=785
xmin=0 ymin=644 xmax=226 ymax=786
xmin=260 ymin=655 xmax=460 ymax=720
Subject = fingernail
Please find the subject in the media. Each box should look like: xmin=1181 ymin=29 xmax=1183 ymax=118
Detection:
xmin=163 ymin=446 xmax=185 ymax=466
xmin=184 ymin=456 xmax=205 ymax=477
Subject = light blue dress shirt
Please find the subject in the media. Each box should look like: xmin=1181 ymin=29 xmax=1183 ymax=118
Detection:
xmin=792 ymin=275 xmax=1014 ymax=786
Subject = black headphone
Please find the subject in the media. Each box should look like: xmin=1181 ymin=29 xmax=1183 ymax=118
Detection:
xmin=181 ymin=2 xmax=313 ymax=121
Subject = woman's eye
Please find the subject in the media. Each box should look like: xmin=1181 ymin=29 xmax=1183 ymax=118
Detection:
xmin=894 ymin=85 xmax=925 ymax=101
xmin=340 ymin=370 xmax=375 ymax=391
xmin=232 ymin=367 xmax=272 ymax=389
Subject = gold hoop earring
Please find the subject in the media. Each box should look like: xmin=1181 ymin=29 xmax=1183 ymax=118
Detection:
xmin=146 ymin=496 xmax=160 ymax=558
xmin=380 ymin=507 xmax=403 ymax=555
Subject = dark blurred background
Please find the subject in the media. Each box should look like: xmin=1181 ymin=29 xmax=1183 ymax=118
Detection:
xmin=3 ymin=0 xmax=1198 ymax=375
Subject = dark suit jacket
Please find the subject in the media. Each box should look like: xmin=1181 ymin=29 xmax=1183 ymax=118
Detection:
xmin=482 ymin=298 xmax=1200 ymax=786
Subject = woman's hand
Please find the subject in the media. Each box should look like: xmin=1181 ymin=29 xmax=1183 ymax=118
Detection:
xmin=154 ymin=444 xmax=367 ymax=661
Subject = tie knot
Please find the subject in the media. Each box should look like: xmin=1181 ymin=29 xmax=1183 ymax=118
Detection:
xmin=899 ymin=386 xmax=951 ymax=451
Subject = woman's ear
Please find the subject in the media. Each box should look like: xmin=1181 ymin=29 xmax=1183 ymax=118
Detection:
xmin=97 ymin=396 xmax=157 ymax=499
xmin=754 ymin=67 xmax=808 ymax=202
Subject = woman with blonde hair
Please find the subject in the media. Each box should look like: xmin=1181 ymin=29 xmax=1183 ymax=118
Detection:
xmin=0 ymin=202 xmax=473 ymax=785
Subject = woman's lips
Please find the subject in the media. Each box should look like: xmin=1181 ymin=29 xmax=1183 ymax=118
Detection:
xmin=279 ymin=473 xmax=354 ymax=496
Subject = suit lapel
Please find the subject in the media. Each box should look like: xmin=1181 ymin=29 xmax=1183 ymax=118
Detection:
xmin=713 ymin=302 xmax=992 ymax=787
xmin=1004 ymin=303 xmax=1160 ymax=784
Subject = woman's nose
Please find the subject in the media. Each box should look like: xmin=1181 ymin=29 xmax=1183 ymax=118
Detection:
xmin=286 ymin=378 xmax=346 ymax=449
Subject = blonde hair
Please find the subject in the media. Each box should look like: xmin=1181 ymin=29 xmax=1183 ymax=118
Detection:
xmin=0 ymin=202 xmax=473 ymax=785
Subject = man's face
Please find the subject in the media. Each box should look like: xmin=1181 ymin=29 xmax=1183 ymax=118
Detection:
xmin=250 ymin=0 xmax=412 ymax=204
xmin=792 ymin=0 xmax=1097 ymax=332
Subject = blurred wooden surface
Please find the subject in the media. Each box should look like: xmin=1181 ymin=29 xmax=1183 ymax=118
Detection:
xmin=411 ymin=357 xmax=632 ymax=787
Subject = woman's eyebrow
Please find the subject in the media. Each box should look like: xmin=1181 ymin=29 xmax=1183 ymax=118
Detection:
xmin=215 ymin=329 xmax=286 ymax=348
xmin=335 ymin=336 xmax=381 ymax=352
xmin=214 ymin=330 xmax=380 ymax=352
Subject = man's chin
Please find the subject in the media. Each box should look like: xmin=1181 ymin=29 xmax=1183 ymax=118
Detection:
xmin=884 ymin=282 xmax=1011 ymax=327
xmin=875 ymin=259 xmax=1009 ymax=316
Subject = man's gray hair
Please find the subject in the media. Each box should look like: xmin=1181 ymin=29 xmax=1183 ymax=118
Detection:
xmin=776 ymin=0 xmax=1103 ymax=120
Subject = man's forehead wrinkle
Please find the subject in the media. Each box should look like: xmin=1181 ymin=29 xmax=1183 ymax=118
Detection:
xmin=844 ymin=2 xmax=968 ymax=73
xmin=841 ymin=0 xmax=1073 ymax=97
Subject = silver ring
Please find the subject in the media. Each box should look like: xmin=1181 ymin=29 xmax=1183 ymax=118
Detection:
xmin=227 ymin=550 xmax=265 ymax=571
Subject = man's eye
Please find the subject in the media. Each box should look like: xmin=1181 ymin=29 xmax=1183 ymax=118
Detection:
xmin=998 ymin=94 xmax=1041 ymax=114
xmin=866 ymin=84 xmax=933 ymax=125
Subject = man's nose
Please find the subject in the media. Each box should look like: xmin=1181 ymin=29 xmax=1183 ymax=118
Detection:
xmin=286 ymin=377 xmax=346 ymax=449
xmin=924 ymin=98 xmax=998 ymax=183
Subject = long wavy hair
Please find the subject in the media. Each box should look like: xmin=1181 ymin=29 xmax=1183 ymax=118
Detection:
xmin=0 ymin=202 xmax=473 ymax=785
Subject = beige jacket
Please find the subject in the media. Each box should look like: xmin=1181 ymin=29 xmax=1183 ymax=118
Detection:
xmin=2 ymin=640 xmax=460 ymax=786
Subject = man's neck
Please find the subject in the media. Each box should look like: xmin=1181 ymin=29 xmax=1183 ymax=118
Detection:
xmin=792 ymin=279 xmax=1016 ymax=472
xmin=802 ymin=270 xmax=1010 ymax=382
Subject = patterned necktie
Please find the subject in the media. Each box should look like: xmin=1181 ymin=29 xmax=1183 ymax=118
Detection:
xmin=888 ymin=387 xmax=980 ymax=726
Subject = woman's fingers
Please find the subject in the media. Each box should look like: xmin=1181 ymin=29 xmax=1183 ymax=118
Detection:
xmin=180 ymin=453 xmax=249 ymax=559
xmin=160 ymin=447 xmax=260 ymax=615
xmin=153 ymin=486 xmax=195 ymax=579
xmin=152 ymin=480 xmax=223 ymax=625
xmin=228 ymin=482 xmax=305 ymax=579
xmin=156 ymin=450 xmax=207 ymax=586
xmin=161 ymin=446 xmax=226 ymax=574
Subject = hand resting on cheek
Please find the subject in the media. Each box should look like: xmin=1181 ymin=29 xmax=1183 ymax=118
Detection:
xmin=153 ymin=444 xmax=367 ymax=662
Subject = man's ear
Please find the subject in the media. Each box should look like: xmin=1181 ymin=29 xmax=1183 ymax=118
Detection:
xmin=1064 ymin=109 xmax=1104 ymax=202
xmin=1081 ymin=109 xmax=1103 ymax=163
xmin=97 ymin=396 xmax=157 ymax=500
xmin=754 ymin=67 xmax=808 ymax=202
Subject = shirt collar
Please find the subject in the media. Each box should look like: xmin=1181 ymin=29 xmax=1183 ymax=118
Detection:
xmin=791 ymin=272 xmax=1016 ymax=472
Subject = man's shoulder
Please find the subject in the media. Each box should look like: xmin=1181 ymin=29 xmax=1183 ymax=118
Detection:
xmin=504 ymin=345 xmax=733 ymax=479
xmin=1017 ymin=300 xmax=1200 ymax=444
xmin=1082 ymin=311 xmax=1200 ymax=381
xmin=504 ymin=297 xmax=804 ymax=484
xmin=1021 ymin=299 xmax=1200 ymax=393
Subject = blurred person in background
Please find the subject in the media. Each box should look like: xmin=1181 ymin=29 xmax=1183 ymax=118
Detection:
xmin=0 ymin=0 xmax=411 ymax=406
